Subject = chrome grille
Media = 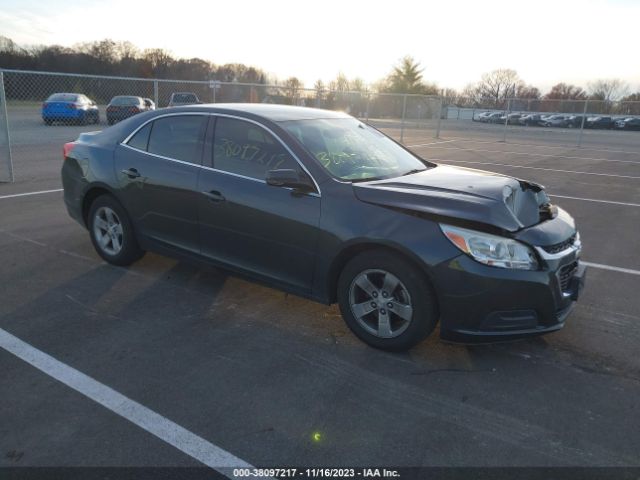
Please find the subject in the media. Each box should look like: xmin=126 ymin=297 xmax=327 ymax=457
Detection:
xmin=543 ymin=234 xmax=576 ymax=254
xmin=559 ymin=261 xmax=578 ymax=292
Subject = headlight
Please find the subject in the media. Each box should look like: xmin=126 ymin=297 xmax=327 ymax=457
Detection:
xmin=440 ymin=224 xmax=538 ymax=270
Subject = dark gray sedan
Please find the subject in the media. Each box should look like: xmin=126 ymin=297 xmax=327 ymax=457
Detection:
xmin=61 ymin=104 xmax=585 ymax=351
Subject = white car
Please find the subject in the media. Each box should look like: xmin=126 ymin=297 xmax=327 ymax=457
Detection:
xmin=542 ymin=115 xmax=567 ymax=127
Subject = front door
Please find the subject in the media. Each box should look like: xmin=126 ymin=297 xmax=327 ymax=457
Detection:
xmin=197 ymin=116 xmax=321 ymax=293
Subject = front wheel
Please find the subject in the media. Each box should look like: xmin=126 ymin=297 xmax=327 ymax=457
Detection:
xmin=88 ymin=194 xmax=145 ymax=266
xmin=337 ymin=250 xmax=438 ymax=351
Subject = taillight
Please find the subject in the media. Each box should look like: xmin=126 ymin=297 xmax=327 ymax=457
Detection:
xmin=42 ymin=102 xmax=49 ymax=109
xmin=63 ymin=142 xmax=76 ymax=159
xmin=130 ymin=107 xmax=140 ymax=113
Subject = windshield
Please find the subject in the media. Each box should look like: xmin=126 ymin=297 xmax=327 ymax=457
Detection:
xmin=282 ymin=118 xmax=429 ymax=181
xmin=172 ymin=93 xmax=197 ymax=103
xmin=47 ymin=93 xmax=78 ymax=102
xmin=111 ymin=96 xmax=140 ymax=106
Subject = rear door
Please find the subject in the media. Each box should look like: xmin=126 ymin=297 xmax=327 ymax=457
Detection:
xmin=114 ymin=114 xmax=208 ymax=254
xmin=197 ymin=115 xmax=321 ymax=293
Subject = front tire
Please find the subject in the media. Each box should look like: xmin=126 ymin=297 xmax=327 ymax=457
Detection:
xmin=337 ymin=250 xmax=438 ymax=351
xmin=88 ymin=194 xmax=145 ymax=266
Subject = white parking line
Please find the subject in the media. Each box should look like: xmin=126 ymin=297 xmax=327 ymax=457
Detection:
xmin=582 ymin=262 xmax=640 ymax=276
xmin=436 ymin=136 xmax=640 ymax=156
xmin=414 ymin=145 xmax=640 ymax=165
xmin=405 ymin=139 xmax=457 ymax=148
xmin=434 ymin=159 xmax=640 ymax=179
xmin=550 ymin=194 xmax=640 ymax=208
xmin=0 ymin=327 xmax=254 ymax=476
xmin=0 ymin=188 xmax=63 ymax=200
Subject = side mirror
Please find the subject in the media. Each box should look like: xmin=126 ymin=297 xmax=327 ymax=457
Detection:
xmin=266 ymin=169 xmax=315 ymax=193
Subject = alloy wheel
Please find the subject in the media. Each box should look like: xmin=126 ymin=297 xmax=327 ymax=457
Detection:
xmin=93 ymin=206 xmax=124 ymax=256
xmin=349 ymin=269 xmax=413 ymax=338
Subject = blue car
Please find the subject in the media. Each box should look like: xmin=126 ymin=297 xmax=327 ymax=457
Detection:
xmin=42 ymin=93 xmax=100 ymax=125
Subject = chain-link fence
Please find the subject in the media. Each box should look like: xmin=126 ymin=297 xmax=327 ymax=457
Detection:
xmin=441 ymin=96 xmax=640 ymax=148
xmin=0 ymin=68 xmax=638 ymax=183
xmin=0 ymin=69 xmax=445 ymax=182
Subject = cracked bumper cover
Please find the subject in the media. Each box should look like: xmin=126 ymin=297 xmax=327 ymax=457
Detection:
xmin=431 ymin=254 xmax=586 ymax=344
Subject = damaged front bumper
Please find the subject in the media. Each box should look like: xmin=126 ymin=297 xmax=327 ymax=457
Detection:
xmin=431 ymin=210 xmax=586 ymax=343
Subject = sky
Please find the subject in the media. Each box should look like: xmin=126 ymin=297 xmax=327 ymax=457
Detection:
xmin=1 ymin=0 xmax=639 ymax=92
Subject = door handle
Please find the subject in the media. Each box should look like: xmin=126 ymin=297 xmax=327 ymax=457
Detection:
xmin=121 ymin=168 xmax=141 ymax=178
xmin=202 ymin=190 xmax=226 ymax=202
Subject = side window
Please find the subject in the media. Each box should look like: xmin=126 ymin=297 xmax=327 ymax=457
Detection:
xmin=147 ymin=115 xmax=207 ymax=164
xmin=127 ymin=123 xmax=152 ymax=151
xmin=213 ymin=117 xmax=299 ymax=180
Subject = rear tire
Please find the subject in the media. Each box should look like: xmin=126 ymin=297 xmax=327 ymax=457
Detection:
xmin=44 ymin=119 xmax=52 ymax=126
xmin=88 ymin=194 xmax=145 ymax=266
xmin=337 ymin=250 xmax=438 ymax=351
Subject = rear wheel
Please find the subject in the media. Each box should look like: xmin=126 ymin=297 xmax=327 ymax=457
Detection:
xmin=337 ymin=250 xmax=438 ymax=351
xmin=44 ymin=119 xmax=52 ymax=126
xmin=88 ymin=194 xmax=145 ymax=266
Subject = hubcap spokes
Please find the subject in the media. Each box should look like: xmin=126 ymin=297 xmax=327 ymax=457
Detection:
xmin=93 ymin=207 xmax=123 ymax=256
xmin=349 ymin=269 xmax=413 ymax=339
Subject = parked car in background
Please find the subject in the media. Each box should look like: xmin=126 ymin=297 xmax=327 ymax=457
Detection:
xmin=565 ymin=115 xmax=586 ymax=128
xmin=519 ymin=114 xmax=543 ymax=126
xmin=168 ymin=92 xmax=201 ymax=107
xmin=475 ymin=111 xmax=492 ymax=122
xmin=106 ymin=96 xmax=146 ymax=125
xmin=614 ymin=117 xmax=640 ymax=130
xmin=585 ymin=116 xmax=614 ymax=129
xmin=61 ymin=104 xmax=585 ymax=351
xmin=143 ymin=98 xmax=156 ymax=111
xmin=499 ymin=113 xmax=522 ymax=125
xmin=42 ymin=93 xmax=99 ymax=125
xmin=542 ymin=115 xmax=568 ymax=127
xmin=486 ymin=112 xmax=504 ymax=124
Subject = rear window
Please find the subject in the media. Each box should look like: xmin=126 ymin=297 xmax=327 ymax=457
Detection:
xmin=172 ymin=93 xmax=198 ymax=103
xmin=147 ymin=115 xmax=207 ymax=164
xmin=111 ymin=96 xmax=141 ymax=106
xmin=127 ymin=123 xmax=152 ymax=151
xmin=47 ymin=93 xmax=78 ymax=102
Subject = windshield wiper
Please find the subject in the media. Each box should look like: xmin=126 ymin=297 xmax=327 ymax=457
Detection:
xmin=401 ymin=168 xmax=427 ymax=177
xmin=350 ymin=176 xmax=387 ymax=183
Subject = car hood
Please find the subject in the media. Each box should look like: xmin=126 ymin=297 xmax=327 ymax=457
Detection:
xmin=353 ymin=164 xmax=552 ymax=232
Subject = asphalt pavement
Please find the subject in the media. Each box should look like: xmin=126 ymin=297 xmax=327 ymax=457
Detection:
xmin=0 ymin=111 xmax=639 ymax=474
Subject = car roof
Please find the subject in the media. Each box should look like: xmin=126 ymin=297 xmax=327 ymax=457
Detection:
xmin=163 ymin=103 xmax=353 ymax=122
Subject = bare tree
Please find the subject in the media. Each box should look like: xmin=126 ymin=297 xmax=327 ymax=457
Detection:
xmin=313 ymin=79 xmax=326 ymax=98
xmin=619 ymin=92 xmax=640 ymax=115
xmin=515 ymin=85 xmax=541 ymax=99
xmin=283 ymin=76 xmax=302 ymax=104
xmin=544 ymin=83 xmax=587 ymax=100
xmin=142 ymin=48 xmax=174 ymax=76
xmin=588 ymin=78 xmax=629 ymax=101
xmin=350 ymin=77 xmax=366 ymax=93
xmin=471 ymin=69 xmax=524 ymax=105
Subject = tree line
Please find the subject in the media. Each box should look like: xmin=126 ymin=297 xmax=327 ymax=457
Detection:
xmin=0 ymin=37 xmax=268 ymax=84
xmin=1 ymin=36 xmax=638 ymax=111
